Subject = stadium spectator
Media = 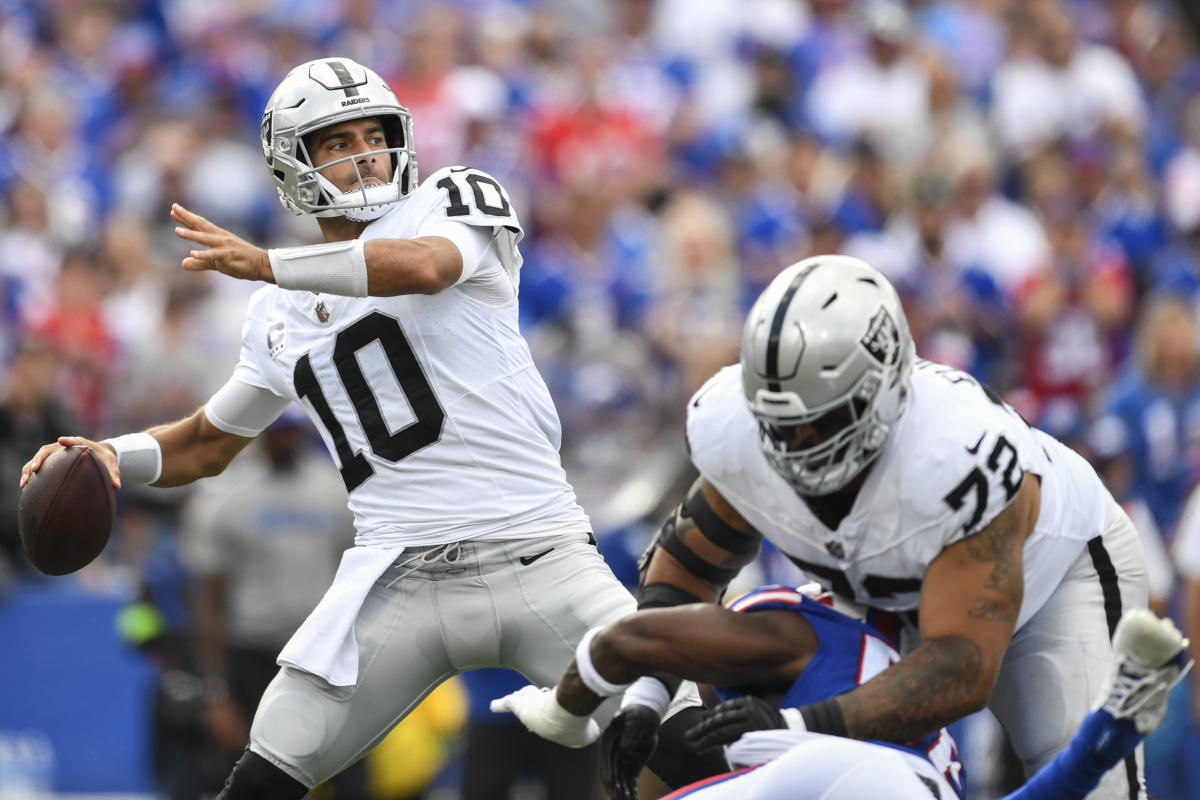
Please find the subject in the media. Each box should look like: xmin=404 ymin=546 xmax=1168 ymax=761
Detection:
xmin=1099 ymin=294 xmax=1200 ymax=535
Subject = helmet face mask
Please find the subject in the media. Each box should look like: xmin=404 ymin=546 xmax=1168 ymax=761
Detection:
xmin=740 ymin=255 xmax=914 ymax=496
xmin=262 ymin=58 xmax=418 ymax=221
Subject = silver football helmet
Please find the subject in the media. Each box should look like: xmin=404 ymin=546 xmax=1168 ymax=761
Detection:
xmin=741 ymin=255 xmax=914 ymax=495
xmin=261 ymin=58 xmax=417 ymax=221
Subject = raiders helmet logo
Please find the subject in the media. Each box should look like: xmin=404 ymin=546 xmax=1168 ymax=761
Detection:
xmin=860 ymin=307 xmax=900 ymax=366
xmin=267 ymin=322 xmax=286 ymax=359
xmin=261 ymin=110 xmax=274 ymax=165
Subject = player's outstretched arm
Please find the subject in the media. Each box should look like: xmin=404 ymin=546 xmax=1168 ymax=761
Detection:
xmin=491 ymin=604 xmax=812 ymax=742
xmin=554 ymin=604 xmax=816 ymax=717
xmin=172 ymin=203 xmax=464 ymax=297
xmin=818 ymin=475 xmax=1040 ymax=745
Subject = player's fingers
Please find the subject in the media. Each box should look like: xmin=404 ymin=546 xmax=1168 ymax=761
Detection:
xmin=182 ymin=253 xmax=216 ymax=272
xmin=683 ymin=714 xmax=732 ymax=751
xmin=21 ymin=443 xmax=65 ymax=486
xmin=489 ymin=687 xmax=529 ymax=714
xmin=174 ymin=226 xmax=224 ymax=246
xmin=171 ymin=203 xmax=219 ymax=232
xmin=56 ymin=437 xmax=120 ymax=486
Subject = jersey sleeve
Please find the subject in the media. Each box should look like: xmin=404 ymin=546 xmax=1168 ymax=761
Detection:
xmin=685 ymin=366 xmax=759 ymax=493
xmin=903 ymin=364 xmax=1046 ymax=547
xmin=420 ymin=166 xmax=525 ymax=288
xmin=421 ymin=166 xmax=523 ymax=239
xmin=418 ymin=217 xmax=495 ymax=285
xmin=205 ymin=288 xmax=291 ymax=436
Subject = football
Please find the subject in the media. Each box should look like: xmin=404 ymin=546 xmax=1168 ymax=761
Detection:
xmin=18 ymin=446 xmax=116 ymax=576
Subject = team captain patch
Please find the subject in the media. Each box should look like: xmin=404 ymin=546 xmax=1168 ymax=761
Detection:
xmin=860 ymin=307 xmax=899 ymax=366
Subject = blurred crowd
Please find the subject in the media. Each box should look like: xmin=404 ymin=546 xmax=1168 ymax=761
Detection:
xmin=4 ymin=0 xmax=1200 ymax=797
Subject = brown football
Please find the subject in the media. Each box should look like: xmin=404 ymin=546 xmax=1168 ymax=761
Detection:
xmin=18 ymin=446 xmax=116 ymax=575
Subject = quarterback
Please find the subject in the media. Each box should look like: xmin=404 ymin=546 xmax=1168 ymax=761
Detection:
xmin=591 ymin=255 xmax=1151 ymax=800
xmin=20 ymin=58 xmax=717 ymax=796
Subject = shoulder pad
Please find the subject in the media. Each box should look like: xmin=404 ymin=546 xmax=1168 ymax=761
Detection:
xmin=423 ymin=166 xmax=522 ymax=239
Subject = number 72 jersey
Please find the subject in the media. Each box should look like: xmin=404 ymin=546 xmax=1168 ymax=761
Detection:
xmin=224 ymin=166 xmax=592 ymax=546
xmin=686 ymin=360 xmax=1109 ymax=629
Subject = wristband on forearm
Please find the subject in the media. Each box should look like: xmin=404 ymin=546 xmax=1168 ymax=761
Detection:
xmin=268 ymin=239 xmax=368 ymax=296
xmin=620 ymin=676 xmax=671 ymax=718
xmin=103 ymin=432 xmax=162 ymax=485
xmin=575 ymin=627 xmax=634 ymax=697
xmin=798 ymin=698 xmax=848 ymax=737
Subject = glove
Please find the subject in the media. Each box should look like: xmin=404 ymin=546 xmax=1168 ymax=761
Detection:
xmin=490 ymin=685 xmax=601 ymax=748
xmin=684 ymin=696 xmax=786 ymax=752
xmin=600 ymin=704 xmax=661 ymax=800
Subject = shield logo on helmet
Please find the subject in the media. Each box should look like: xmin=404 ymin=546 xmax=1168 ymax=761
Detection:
xmin=261 ymin=110 xmax=274 ymax=165
xmin=860 ymin=307 xmax=899 ymax=366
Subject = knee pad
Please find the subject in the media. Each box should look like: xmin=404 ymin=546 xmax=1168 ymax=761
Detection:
xmin=216 ymin=749 xmax=308 ymax=800
xmin=252 ymin=682 xmax=336 ymax=764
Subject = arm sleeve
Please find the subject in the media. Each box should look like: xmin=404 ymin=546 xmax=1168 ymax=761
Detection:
xmin=204 ymin=378 xmax=292 ymax=438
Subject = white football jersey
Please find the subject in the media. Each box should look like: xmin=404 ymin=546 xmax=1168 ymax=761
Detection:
xmin=687 ymin=359 xmax=1108 ymax=629
xmin=226 ymin=166 xmax=591 ymax=546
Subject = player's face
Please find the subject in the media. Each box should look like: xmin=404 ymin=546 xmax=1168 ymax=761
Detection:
xmin=765 ymin=404 xmax=856 ymax=453
xmin=307 ymin=117 xmax=395 ymax=192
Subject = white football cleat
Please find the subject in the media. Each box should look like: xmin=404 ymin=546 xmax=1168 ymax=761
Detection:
xmin=1097 ymin=608 xmax=1193 ymax=734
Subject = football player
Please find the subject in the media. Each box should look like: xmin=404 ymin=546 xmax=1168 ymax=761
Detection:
xmin=594 ymin=255 xmax=1151 ymax=799
xmin=494 ymin=583 xmax=965 ymax=799
xmin=20 ymin=58 xmax=719 ymax=797
xmin=493 ymin=594 xmax=1188 ymax=800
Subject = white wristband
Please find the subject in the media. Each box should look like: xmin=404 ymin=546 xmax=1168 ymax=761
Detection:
xmin=268 ymin=239 xmax=368 ymax=297
xmin=104 ymin=432 xmax=162 ymax=485
xmin=620 ymin=676 xmax=671 ymax=719
xmin=780 ymin=707 xmax=806 ymax=730
xmin=575 ymin=627 xmax=633 ymax=697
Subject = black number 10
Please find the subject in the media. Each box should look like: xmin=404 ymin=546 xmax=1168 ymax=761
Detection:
xmin=294 ymin=312 xmax=445 ymax=492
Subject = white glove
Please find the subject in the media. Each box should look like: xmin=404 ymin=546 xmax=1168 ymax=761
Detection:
xmin=490 ymin=685 xmax=601 ymax=748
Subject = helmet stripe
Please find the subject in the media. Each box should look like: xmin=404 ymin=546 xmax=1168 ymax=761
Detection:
xmin=326 ymin=59 xmax=361 ymax=97
xmin=765 ymin=263 xmax=818 ymax=391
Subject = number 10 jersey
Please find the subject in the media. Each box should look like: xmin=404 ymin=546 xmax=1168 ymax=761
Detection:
xmin=219 ymin=166 xmax=592 ymax=547
xmin=686 ymin=359 xmax=1108 ymax=629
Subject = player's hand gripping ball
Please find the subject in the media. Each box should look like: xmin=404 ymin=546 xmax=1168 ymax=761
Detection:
xmin=18 ymin=446 xmax=115 ymax=575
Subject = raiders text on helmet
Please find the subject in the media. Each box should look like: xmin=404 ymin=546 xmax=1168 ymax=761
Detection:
xmin=261 ymin=58 xmax=418 ymax=222
xmin=740 ymin=255 xmax=914 ymax=495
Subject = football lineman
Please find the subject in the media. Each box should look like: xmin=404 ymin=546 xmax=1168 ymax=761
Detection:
xmin=20 ymin=58 xmax=719 ymax=797
xmin=598 ymin=255 xmax=1151 ymax=800
xmin=492 ymin=591 xmax=1188 ymax=800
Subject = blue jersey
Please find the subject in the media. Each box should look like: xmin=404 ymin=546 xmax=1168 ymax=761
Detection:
xmin=1102 ymin=367 xmax=1200 ymax=533
xmin=720 ymin=586 xmax=965 ymax=798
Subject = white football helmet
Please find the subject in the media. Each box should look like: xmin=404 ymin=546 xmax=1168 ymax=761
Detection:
xmin=261 ymin=58 xmax=417 ymax=221
xmin=740 ymin=255 xmax=914 ymax=495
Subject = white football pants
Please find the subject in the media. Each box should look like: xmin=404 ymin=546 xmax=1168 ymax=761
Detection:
xmin=988 ymin=491 xmax=1149 ymax=800
xmin=247 ymin=532 xmax=638 ymax=787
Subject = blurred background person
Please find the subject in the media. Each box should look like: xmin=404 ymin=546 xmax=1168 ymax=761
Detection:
xmin=0 ymin=338 xmax=80 ymax=580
